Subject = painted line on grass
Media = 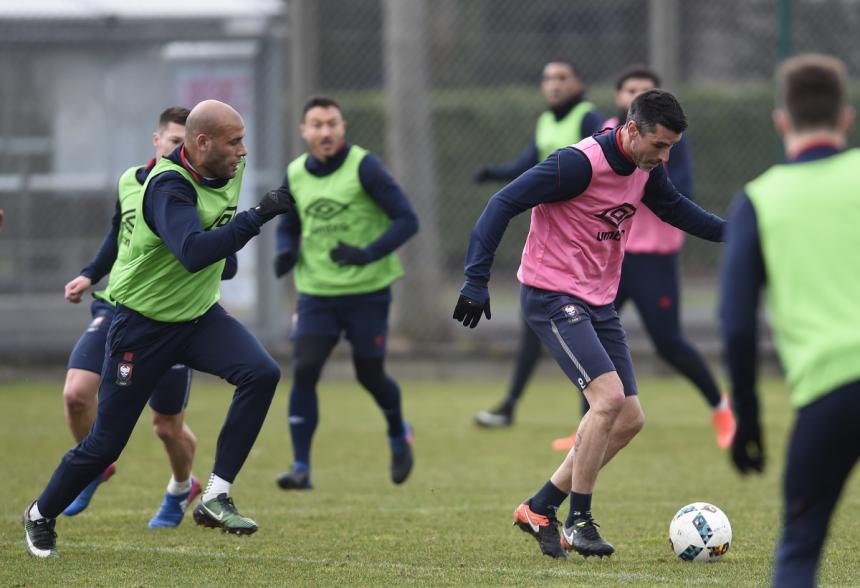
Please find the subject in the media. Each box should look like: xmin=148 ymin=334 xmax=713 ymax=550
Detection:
xmin=4 ymin=540 xmax=736 ymax=584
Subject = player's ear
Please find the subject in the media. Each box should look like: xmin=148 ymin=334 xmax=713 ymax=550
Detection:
xmin=152 ymin=132 xmax=160 ymax=149
xmin=626 ymin=119 xmax=639 ymax=140
xmin=839 ymin=105 xmax=855 ymax=134
xmin=772 ymin=109 xmax=790 ymax=137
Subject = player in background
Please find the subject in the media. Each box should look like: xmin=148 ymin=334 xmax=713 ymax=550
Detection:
xmin=552 ymin=66 xmax=734 ymax=452
xmin=61 ymin=107 xmax=211 ymax=527
xmin=720 ymin=54 xmax=860 ymax=587
xmin=473 ymin=60 xmax=603 ymax=429
xmin=274 ymin=96 xmax=419 ymax=490
xmin=454 ymin=90 xmax=724 ymax=559
xmin=24 ymin=100 xmax=294 ymax=558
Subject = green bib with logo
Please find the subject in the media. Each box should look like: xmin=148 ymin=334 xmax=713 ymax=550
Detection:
xmin=288 ymin=145 xmax=403 ymax=296
xmin=109 ymin=157 xmax=244 ymax=322
xmin=747 ymin=148 xmax=860 ymax=407
xmin=93 ymin=165 xmax=144 ymax=306
xmin=535 ymin=101 xmax=595 ymax=161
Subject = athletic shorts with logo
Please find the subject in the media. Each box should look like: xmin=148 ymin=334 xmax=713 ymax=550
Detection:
xmin=520 ymin=284 xmax=638 ymax=396
xmin=67 ymin=298 xmax=192 ymax=415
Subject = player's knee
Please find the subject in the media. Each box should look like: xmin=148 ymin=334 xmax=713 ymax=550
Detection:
xmin=151 ymin=412 xmax=183 ymax=443
xmin=354 ymin=358 xmax=386 ymax=391
xmin=253 ymin=356 xmax=281 ymax=388
xmin=622 ymin=405 xmax=646 ymax=438
xmin=586 ymin=375 xmax=625 ymax=418
xmin=63 ymin=382 xmax=95 ymax=414
xmin=654 ymin=337 xmax=685 ymax=360
xmin=294 ymin=358 xmax=324 ymax=389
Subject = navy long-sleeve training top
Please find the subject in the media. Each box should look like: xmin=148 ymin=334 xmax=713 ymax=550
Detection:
xmin=82 ymin=160 xmax=237 ymax=284
xmin=720 ymin=144 xmax=842 ymax=421
xmin=275 ymin=143 xmax=419 ymax=261
xmin=481 ymin=93 xmax=605 ymax=181
xmin=141 ymin=145 xmax=262 ymax=275
xmin=461 ymin=128 xmax=725 ymax=302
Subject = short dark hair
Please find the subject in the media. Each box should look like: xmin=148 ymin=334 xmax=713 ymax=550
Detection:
xmin=627 ymin=89 xmax=687 ymax=134
xmin=616 ymin=65 xmax=661 ymax=90
xmin=302 ymin=96 xmax=342 ymax=118
xmin=777 ymin=54 xmax=847 ymax=131
xmin=545 ymin=60 xmax=579 ymax=78
xmin=158 ymin=106 xmax=190 ymax=129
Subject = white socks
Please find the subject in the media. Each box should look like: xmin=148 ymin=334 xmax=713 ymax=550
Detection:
xmin=29 ymin=502 xmax=44 ymax=521
xmin=202 ymin=473 xmax=231 ymax=502
xmin=167 ymin=475 xmax=193 ymax=496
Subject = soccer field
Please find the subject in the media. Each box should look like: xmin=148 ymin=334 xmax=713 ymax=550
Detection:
xmin=2 ymin=375 xmax=859 ymax=586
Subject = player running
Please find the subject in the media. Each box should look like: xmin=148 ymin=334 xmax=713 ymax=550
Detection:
xmin=60 ymin=107 xmax=210 ymax=527
xmin=273 ymin=96 xmax=418 ymax=490
xmin=24 ymin=100 xmax=293 ymax=558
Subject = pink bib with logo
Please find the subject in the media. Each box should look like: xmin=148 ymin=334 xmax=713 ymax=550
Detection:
xmin=516 ymin=135 xmax=650 ymax=305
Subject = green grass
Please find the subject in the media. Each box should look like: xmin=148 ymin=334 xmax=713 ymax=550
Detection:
xmin=2 ymin=375 xmax=859 ymax=586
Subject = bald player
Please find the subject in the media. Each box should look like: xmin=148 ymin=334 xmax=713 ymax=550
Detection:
xmin=23 ymin=100 xmax=296 ymax=558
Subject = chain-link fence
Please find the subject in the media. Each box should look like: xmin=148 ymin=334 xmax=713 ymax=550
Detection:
xmin=1 ymin=0 xmax=858 ymax=362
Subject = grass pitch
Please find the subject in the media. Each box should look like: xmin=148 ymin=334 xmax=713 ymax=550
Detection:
xmin=2 ymin=374 xmax=858 ymax=586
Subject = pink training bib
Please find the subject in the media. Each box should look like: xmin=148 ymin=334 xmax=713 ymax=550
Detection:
xmin=517 ymin=134 xmax=650 ymax=305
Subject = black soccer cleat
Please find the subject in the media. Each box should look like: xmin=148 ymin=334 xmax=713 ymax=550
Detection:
xmin=474 ymin=404 xmax=513 ymax=428
xmin=561 ymin=515 xmax=615 ymax=558
xmin=276 ymin=466 xmax=313 ymax=490
xmin=513 ymin=501 xmax=567 ymax=559
xmin=23 ymin=502 xmax=59 ymax=558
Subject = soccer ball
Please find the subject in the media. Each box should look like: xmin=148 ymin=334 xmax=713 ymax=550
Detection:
xmin=669 ymin=502 xmax=732 ymax=562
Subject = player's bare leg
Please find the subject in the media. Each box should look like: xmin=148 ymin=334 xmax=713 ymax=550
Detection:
xmin=148 ymin=411 xmax=201 ymax=528
xmin=61 ymin=369 xmax=116 ymax=516
xmin=557 ymin=372 xmax=643 ymax=558
xmin=62 ymin=369 xmax=99 ymax=442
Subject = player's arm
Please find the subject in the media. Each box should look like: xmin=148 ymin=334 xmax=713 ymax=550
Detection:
xmin=641 ymin=164 xmax=724 ymax=241
xmin=455 ymin=147 xmax=592 ymax=327
xmin=475 ymin=139 xmax=540 ymax=183
xmin=221 ymin=253 xmax=238 ymax=280
xmin=144 ymin=173 xmax=292 ymax=273
xmin=273 ymin=174 xmax=302 ymax=277
xmin=581 ymin=109 xmax=605 ymax=137
xmin=719 ymin=192 xmax=766 ymax=474
xmin=329 ymin=155 xmax=419 ymax=268
xmin=65 ymin=200 xmax=122 ymax=303
xmin=666 ymin=133 xmax=694 ymax=198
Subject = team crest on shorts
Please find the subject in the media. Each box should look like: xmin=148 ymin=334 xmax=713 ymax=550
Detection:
xmin=116 ymin=362 xmax=134 ymax=386
xmin=562 ymin=304 xmax=577 ymax=318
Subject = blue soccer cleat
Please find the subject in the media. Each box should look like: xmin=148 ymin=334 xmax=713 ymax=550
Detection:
xmin=148 ymin=476 xmax=201 ymax=529
xmin=63 ymin=463 xmax=116 ymax=517
xmin=390 ymin=422 xmax=414 ymax=485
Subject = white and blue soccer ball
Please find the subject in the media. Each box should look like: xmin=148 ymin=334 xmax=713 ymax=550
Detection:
xmin=669 ymin=502 xmax=732 ymax=562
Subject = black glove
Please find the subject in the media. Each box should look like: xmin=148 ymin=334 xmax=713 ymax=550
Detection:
xmin=474 ymin=167 xmax=492 ymax=184
xmin=452 ymin=294 xmax=491 ymax=328
xmin=254 ymin=187 xmax=295 ymax=222
xmin=731 ymin=420 xmax=765 ymax=475
xmin=273 ymin=250 xmax=297 ymax=278
xmin=330 ymin=241 xmax=372 ymax=266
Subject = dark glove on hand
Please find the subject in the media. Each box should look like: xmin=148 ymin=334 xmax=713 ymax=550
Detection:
xmin=473 ymin=167 xmax=492 ymax=184
xmin=452 ymin=294 xmax=491 ymax=328
xmin=731 ymin=420 xmax=765 ymax=475
xmin=254 ymin=187 xmax=295 ymax=222
xmin=330 ymin=241 xmax=372 ymax=266
xmin=273 ymin=251 xmax=297 ymax=278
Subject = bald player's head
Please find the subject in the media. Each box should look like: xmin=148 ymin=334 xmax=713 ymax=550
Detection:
xmin=184 ymin=100 xmax=247 ymax=180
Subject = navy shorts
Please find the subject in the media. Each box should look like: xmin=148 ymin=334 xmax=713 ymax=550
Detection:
xmin=521 ymin=284 xmax=638 ymax=396
xmin=292 ymin=287 xmax=391 ymax=358
xmin=68 ymin=298 xmax=192 ymax=415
